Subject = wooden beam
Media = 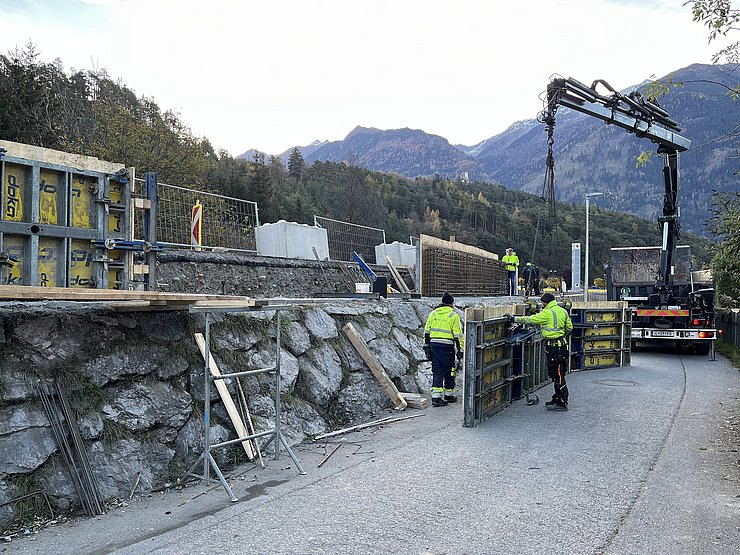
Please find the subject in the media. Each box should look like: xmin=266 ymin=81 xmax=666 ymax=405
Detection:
xmin=194 ymin=333 xmax=255 ymax=460
xmin=0 ymin=139 xmax=125 ymax=174
xmin=342 ymin=323 xmax=407 ymax=409
xmin=399 ymin=392 xmax=429 ymax=409
xmin=383 ymin=254 xmax=410 ymax=293
xmin=0 ymin=285 xmax=264 ymax=304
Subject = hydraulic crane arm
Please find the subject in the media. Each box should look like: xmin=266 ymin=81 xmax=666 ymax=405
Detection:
xmin=544 ymin=77 xmax=691 ymax=152
xmin=540 ymin=77 xmax=692 ymax=305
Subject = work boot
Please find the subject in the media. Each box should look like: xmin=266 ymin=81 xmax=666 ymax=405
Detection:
xmin=545 ymin=399 xmax=557 ymax=407
xmin=546 ymin=403 xmax=568 ymax=411
xmin=431 ymin=397 xmax=448 ymax=407
xmin=443 ymin=395 xmax=457 ymax=403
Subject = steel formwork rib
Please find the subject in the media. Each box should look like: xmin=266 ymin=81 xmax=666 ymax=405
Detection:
xmin=421 ymin=242 xmax=507 ymax=297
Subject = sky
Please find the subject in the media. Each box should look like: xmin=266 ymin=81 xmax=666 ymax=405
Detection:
xmin=0 ymin=0 xmax=734 ymax=156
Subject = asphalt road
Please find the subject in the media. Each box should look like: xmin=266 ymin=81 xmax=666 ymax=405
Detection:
xmin=7 ymin=348 xmax=739 ymax=555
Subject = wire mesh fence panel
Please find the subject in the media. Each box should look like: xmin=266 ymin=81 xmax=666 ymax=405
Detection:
xmin=314 ymin=216 xmax=385 ymax=263
xmin=133 ymin=178 xmax=258 ymax=251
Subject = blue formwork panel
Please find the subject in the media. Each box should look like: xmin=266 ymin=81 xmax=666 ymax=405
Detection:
xmin=570 ymin=306 xmax=630 ymax=371
xmin=464 ymin=315 xmax=512 ymax=427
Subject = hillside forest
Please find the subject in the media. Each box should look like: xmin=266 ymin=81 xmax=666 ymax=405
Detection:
xmin=0 ymin=44 xmax=729 ymax=294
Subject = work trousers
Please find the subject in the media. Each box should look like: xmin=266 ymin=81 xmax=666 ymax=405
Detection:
xmin=507 ymin=270 xmax=517 ymax=296
xmin=430 ymin=343 xmax=456 ymax=398
xmin=526 ymin=276 xmax=540 ymax=295
xmin=545 ymin=343 xmax=569 ymax=406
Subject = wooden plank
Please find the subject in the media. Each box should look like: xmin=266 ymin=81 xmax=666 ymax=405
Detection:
xmin=194 ymin=333 xmax=255 ymax=460
xmin=383 ymin=254 xmax=410 ymax=294
xmin=399 ymin=392 xmax=429 ymax=409
xmin=0 ymin=139 xmax=125 ymax=174
xmin=133 ymin=198 xmax=152 ymax=210
xmin=342 ymin=323 xmax=407 ymax=409
xmin=0 ymin=285 xmax=261 ymax=304
xmin=419 ymin=233 xmax=499 ymax=261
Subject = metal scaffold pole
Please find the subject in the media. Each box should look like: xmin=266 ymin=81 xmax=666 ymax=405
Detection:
xmin=184 ymin=302 xmax=305 ymax=501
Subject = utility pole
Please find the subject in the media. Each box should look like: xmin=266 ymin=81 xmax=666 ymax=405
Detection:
xmin=585 ymin=192 xmax=604 ymax=302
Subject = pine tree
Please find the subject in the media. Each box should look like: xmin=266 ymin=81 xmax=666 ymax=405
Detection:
xmin=287 ymin=147 xmax=305 ymax=180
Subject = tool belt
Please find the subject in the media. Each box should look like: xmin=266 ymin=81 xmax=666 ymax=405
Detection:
xmin=544 ymin=337 xmax=566 ymax=347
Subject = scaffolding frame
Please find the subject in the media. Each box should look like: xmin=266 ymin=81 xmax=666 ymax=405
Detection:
xmin=185 ymin=304 xmax=305 ymax=501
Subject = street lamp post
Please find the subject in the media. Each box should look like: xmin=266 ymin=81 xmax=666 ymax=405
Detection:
xmin=585 ymin=192 xmax=604 ymax=302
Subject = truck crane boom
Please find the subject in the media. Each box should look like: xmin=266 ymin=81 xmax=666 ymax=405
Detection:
xmin=541 ymin=76 xmax=691 ymax=305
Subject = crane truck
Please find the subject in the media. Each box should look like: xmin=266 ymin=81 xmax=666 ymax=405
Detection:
xmin=541 ymin=76 xmax=717 ymax=356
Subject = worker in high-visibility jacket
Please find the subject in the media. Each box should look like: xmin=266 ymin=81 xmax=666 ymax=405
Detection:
xmin=502 ymin=247 xmax=519 ymax=296
xmin=423 ymin=292 xmax=464 ymax=407
xmin=512 ymin=292 xmax=573 ymax=411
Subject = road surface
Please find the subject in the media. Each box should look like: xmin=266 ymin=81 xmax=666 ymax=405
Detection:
xmin=7 ymin=348 xmax=739 ymax=555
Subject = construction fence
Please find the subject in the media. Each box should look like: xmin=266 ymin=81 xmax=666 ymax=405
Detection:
xmin=133 ymin=178 xmax=259 ymax=252
xmin=314 ymin=215 xmax=385 ymax=263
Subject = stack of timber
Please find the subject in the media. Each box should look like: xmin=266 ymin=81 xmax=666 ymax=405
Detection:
xmin=0 ymin=285 xmax=267 ymax=311
xmin=399 ymin=392 xmax=429 ymax=409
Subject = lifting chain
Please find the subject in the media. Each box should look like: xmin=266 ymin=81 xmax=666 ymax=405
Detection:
xmin=531 ymin=92 xmax=559 ymax=267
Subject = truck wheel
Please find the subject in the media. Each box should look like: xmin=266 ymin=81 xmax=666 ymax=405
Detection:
xmin=694 ymin=342 xmax=711 ymax=356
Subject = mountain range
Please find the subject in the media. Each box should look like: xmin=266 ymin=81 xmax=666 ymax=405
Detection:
xmin=239 ymin=63 xmax=738 ymax=237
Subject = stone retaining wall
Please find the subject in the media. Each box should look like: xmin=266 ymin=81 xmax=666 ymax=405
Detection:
xmin=0 ymin=296 xmax=510 ymax=529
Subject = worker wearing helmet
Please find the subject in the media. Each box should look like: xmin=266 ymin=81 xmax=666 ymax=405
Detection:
xmin=502 ymin=248 xmax=519 ymax=296
xmin=521 ymin=262 xmax=541 ymax=296
xmin=513 ymin=292 xmax=573 ymax=410
xmin=423 ymin=292 xmax=464 ymax=407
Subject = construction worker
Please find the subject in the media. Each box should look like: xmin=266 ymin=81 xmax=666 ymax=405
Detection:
xmin=521 ymin=262 xmax=541 ymax=296
xmin=502 ymin=247 xmax=519 ymax=296
xmin=509 ymin=292 xmax=573 ymax=411
xmin=423 ymin=292 xmax=464 ymax=407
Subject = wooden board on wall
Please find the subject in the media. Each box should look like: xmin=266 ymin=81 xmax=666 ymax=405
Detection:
xmin=342 ymin=323 xmax=407 ymax=409
xmin=194 ymin=333 xmax=255 ymax=460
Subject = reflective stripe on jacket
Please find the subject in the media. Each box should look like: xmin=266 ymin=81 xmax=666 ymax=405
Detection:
xmin=502 ymin=253 xmax=519 ymax=272
xmin=514 ymin=300 xmax=573 ymax=339
xmin=424 ymin=306 xmax=464 ymax=350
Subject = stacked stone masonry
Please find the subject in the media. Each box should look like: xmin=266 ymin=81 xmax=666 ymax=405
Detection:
xmin=0 ymin=297 xmax=513 ymax=529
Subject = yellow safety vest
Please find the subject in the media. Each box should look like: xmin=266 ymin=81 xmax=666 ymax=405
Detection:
xmin=516 ymin=300 xmax=573 ymax=340
xmin=424 ymin=306 xmax=464 ymax=350
xmin=502 ymin=253 xmax=519 ymax=272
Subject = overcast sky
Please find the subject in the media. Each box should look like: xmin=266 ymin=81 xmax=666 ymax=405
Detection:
xmin=0 ymin=0 xmax=733 ymax=156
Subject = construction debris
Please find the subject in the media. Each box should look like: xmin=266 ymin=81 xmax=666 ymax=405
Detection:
xmin=399 ymin=392 xmax=429 ymax=409
xmin=313 ymin=414 xmax=424 ymax=440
